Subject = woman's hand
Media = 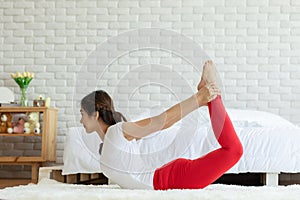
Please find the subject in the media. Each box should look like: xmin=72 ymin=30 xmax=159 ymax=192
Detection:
xmin=197 ymin=83 xmax=221 ymax=106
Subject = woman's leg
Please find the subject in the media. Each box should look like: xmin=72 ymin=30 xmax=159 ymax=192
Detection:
xmin=153 ymin=95 xmax=243 ymax=190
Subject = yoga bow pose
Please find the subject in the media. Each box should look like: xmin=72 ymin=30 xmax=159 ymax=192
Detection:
xmin=80 ymin=60 xmax=243 ymax=190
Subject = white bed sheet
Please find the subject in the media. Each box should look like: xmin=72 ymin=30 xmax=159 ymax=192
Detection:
xmin=229 ymin=127 xmax=300 ymax=173
xmin=62 ymin=109 xmax=300 ymax=175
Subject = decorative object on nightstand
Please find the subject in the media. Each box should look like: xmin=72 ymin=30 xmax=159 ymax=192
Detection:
xmin=11 ymin=71 xmax=34 ymax=107
xmin=33 ymin=95 xmax=45 ymax=107
xmin=0 ymin=87 xmax=17 ymax=107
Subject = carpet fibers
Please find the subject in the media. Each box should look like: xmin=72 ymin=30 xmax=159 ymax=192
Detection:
xmin=0 ymin=179 xmax=299 ymax=200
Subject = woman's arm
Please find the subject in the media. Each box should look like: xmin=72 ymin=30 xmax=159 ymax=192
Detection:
xmin=122 ymin=83 xmax=219 ymax=140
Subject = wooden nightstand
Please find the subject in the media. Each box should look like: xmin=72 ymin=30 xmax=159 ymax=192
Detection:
xmin=0 ymin=107 xmax=57 ymax=185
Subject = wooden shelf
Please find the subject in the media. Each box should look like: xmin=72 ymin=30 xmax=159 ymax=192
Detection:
xmin=0 ymin=106 xmax=52 ymax=112
xmin=0 ymin=179 xmax=31 ymax=189
xmin=0 ymin=133 xmax=42 ymax=137
xmin=0 ymin=156 xmax=45 ymax=163
xmin=0 ymin=107 xmax=57 ymax=161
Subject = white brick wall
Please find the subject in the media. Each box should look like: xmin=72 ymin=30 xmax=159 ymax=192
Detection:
xmin=1 ymin=0 xmax=300 ymax=163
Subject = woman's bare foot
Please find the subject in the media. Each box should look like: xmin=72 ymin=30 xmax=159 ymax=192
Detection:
xmin=197 ymin=60 xmax=221 ymax=103
xmin=197 ymin=60 xmax=218 ymax=91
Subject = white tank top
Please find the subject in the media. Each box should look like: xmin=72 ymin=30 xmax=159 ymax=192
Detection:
xmin=100 ymin=122 xmax=155 ymax=189
xmin=100 ymin=111 xmax=219 ymax=189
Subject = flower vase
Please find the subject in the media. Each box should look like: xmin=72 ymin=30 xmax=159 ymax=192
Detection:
xmin=20 ymin=87 xmax=28 ymax=107
xmin=11 ymin=71 xmax=34 ymax=106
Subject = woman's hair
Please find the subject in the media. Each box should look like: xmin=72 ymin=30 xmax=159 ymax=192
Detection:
xmin=81 ymin=90 xmax=127 ymax=125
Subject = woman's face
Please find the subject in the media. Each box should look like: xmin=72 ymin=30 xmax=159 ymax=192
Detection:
xmin=80 ymin=108 xmax=98 ymax=133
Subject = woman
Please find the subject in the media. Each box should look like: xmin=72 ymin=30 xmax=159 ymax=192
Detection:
xmin=80 ymin=60 xmax=243 ymax=190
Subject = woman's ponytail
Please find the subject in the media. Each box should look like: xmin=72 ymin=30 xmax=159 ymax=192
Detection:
xmin=81 ymin=90 xmax=127 ymax=126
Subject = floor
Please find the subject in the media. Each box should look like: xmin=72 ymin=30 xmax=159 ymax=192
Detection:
xmin=1 ymin=172 xmax=299 ymax=189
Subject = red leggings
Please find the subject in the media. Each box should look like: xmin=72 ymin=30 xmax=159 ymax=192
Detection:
xmin=153 ymin=96 xmax=243 ymax=190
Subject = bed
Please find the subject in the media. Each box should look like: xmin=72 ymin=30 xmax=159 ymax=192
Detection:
xmin=62 ymin=108 xmax=300 ymax=186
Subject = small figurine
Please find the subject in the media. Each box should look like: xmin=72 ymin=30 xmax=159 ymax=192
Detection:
xmin=0 ymin=113 xmax=13 ymax=133
xmin=8 ymin=117 xmax=26 ymax=134
xmin=24 ymin=112 xmax=41 ymax=134
xmin=45 ymin=97 xmax=51 ymax=107
xmin=33 ymin=95 xmax=45 ymax=107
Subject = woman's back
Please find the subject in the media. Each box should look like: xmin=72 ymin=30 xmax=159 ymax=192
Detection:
xmin=100 ymin=113 xmax=219 ymax=189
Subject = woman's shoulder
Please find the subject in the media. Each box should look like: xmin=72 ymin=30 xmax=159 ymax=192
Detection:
xmin=106 ymin=122 xmax=139 ymax=142
xmin=104 ymin=122 xmax=136 ymax=147
xmin=106 ymin=122 xmax=123 ymax=136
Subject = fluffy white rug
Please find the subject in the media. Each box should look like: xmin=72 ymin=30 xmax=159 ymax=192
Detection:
xmin=0 ymin=179 xmax=299 ymax=200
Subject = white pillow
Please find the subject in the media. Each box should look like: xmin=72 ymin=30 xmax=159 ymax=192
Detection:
xmin=62 ymin=127 xmax=102 ymax=175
